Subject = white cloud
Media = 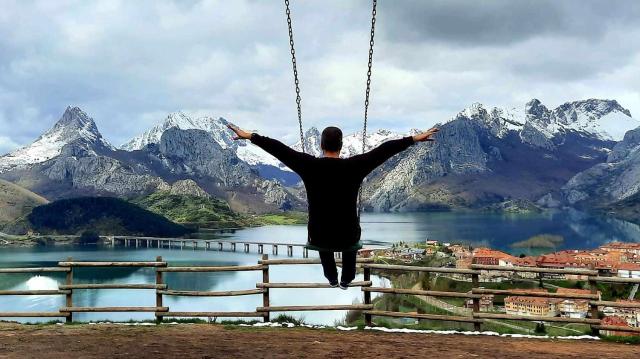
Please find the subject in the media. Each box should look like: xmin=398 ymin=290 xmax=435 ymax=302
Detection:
xmin=0 ymin=0 xmax=639 ymax=154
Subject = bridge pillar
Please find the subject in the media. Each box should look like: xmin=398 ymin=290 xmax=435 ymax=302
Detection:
xmin=272 ymin=245 xmax=278 ymax=255
xmin=244 ymin=243 xmax=250 ymax=253
xmin=287 ymin=245 xmax=293 ymax=257
xmin=181 ymin=241 xmax=185 ymax=250
xmin=218 ymin=242 xmax=223 ymax=251
xmin=205 ymin=241 xmax=210 ymax=250
xmin=157 ymin=240 xmax=160 ymax=248
xmin=258 ymin=244 xmax=263 ymax=254
xmin=231 ymin=243 xmax=236 ymax=252
xmin=303 ymin=248 xmax=309 ymax=258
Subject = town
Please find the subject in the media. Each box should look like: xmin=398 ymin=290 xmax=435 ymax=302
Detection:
xmin=362 ymin=240 xmax=640 ymax=336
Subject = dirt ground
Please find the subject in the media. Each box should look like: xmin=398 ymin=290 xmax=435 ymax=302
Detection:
xmin=0 ymin=323 xmax=637 ymax=359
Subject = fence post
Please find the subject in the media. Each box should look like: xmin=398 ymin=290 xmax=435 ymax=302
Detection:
xmin=156 ymin=256 xmax=164 ymax=324
xmin=262 ymin=254 xmax=270 ymax=323
xmin=588 ymin=277 xmax=600 ymax=336
xmin=65 ymin=256 xmax=73 ymax=323
xmin=471 ymin=272 xmax=481 ymax=331
xmin=364 ymin=264 xmax=372 ymax=327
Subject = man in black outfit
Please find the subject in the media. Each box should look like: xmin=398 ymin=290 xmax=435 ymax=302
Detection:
xmin=228 ymin=124 xmax=438 ymax=289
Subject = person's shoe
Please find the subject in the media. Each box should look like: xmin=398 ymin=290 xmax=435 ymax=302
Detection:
xmin=339 ymin=281 xmax=350 ymax=290
xmin=329 ymin=280 xmax=339 ymax=288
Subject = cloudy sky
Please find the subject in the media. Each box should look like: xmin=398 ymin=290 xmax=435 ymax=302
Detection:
xmin=1 ymin=0 xmax=639 ymax=154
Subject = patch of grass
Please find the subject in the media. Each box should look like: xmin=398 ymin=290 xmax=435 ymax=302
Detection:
xmin=601 ymin=335 xmax=640 ymax=344
xmin=272 ymin=314 xmax=306 ymax=325
xmin=252 ymin=212 xmax=308 ymax=226
xmin=133 ymin=192 xmax=241 ymax=225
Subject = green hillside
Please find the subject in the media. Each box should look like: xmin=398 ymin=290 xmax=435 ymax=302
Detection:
xmin=0 ymin=178 xmax=48 ymax=225
xmin=132 ymin=191 xmax=242 ymax=225
xmin=132 ymin=191 xmax=308 ymax=228
xmin=26 ymin=196 xmax=191 ymax=237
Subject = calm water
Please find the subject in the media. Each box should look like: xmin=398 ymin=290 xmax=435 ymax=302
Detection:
xmin=1 ymin=210 xmax=639 ymax=324
xmin=217 ymin=210 xmax=640 ymax=252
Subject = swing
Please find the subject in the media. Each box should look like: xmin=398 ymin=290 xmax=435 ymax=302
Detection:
xmin=283 ymin=0 xmax=378 ymax=252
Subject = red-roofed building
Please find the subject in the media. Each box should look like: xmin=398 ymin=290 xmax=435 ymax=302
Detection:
xmin=616 ymin=262 xmax=640 ymax=279
xmin=600 ymin=316 xmax=638 ymax=337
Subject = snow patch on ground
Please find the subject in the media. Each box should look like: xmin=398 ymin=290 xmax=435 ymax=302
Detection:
xmin=236 ymin=322 xmax=600 ymax=341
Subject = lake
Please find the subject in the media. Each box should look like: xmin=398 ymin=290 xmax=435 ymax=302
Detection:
xmin=1 ymin=210 xmax=639 ymax=324
xmin=212 ymin=210 xmax=640 ymax=253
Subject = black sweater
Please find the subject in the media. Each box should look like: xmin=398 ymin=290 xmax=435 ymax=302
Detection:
xmin=250 ymin=134 xmax=415 ymax=251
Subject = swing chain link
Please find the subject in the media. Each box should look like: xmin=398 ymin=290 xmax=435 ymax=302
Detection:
xmin=358 ymin=0 xmax=378 ymax=217
xmin=284 ymin=0 xmax=306 ymax=153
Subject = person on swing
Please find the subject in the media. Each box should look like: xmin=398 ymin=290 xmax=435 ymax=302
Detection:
xmin=228 ymin=124 xmax=439 ymax=289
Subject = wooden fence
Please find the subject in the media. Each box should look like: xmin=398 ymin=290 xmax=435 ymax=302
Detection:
xmin=1 ymin=257 xmax=640 ymax=335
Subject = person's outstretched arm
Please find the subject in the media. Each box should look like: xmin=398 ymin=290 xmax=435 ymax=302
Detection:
xmin=228 ymin=124 xmax=311 ymax=174
xmin=353 ymin=128 xmax=439 ymax=176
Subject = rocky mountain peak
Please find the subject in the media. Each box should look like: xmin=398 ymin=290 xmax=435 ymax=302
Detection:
xmin=554 ymin=99 xmax=632 ymax=123
xmin=121 ymin=112 xmax=231 ymax=151
xmin=458 ymin=103 xmax=488 ymax=120
xmin=157 ymin=179 xmax=211 ymax=198
xmin=0 ymin=106 xmax=112 ymax=172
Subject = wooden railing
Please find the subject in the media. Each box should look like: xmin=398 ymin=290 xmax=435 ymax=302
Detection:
xmin=1 ymin=257 xmax=640 ymax=335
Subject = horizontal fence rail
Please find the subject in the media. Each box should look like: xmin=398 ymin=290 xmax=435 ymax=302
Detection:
xmin=1 ymin=255 xmax=640 ymax=335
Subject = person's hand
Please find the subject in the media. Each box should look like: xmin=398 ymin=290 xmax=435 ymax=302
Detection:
xmin=412 ymin=127 xmax=439 ymax=142
xmin=227 ymin=123 xmax=253 ymax=140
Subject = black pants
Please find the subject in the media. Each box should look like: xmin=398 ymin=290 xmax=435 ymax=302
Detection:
xmin=319 ymin=250 xmax=357 ymax=284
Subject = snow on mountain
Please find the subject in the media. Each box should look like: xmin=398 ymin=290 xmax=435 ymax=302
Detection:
xmin=121 ymin=112 xmax=235 ymax=151
xmin=0 ymin=106 xmax=113 ymax=173
xmin=291 ymin=127 xmax=403 ymax=158
xmin=447 ymin=103 xmax=525 ymax=138
xmin=446 ymin=99 xmax=637 ymax=145
xmin=526 ymin=99 xmax=637 ymax=142
xmin=121 ymin=112 xmax=283 ymax=168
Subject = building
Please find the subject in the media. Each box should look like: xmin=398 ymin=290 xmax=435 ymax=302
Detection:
xmin=472 ymin=248 xmax=519 ymax=266
xmin=602 ymin=300 xmax=640 ymax=328
xmin=358 ymin=249 xmax=375 ymax=258
xmin=601 ymin=242 xmax=640 ymax=256
xmin=617 ymin=262 xmax=640 ymax=279
xmin=555 ymin=288 xmax=597 ymax=319
xmin=600 ymin=316 xmax=638 ymax=337
xmin=464 ymin=293 xmax=494 ymax=312
xmin=448 ymin=244 xmax=471 ymax=259
xmin=504 ymin=295 xmax=558 ymax=317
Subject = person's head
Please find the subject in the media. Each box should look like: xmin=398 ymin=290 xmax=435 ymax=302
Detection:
xmin=320 ymin=126 xmax=343 ymax=156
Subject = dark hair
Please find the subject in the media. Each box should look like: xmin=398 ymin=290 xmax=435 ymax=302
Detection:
xmin=321 ymin=126 xmax=343 ymax=152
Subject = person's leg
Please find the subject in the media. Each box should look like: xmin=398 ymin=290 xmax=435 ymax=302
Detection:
xmin=340 ymin=250 xmax=358 ymax=285
xmin=318 ymin=251 xmax=338 ymax=285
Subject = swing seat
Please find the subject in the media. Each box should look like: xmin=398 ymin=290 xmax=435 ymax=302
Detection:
xmin=305 ymin=241 xmax=363 ymax=253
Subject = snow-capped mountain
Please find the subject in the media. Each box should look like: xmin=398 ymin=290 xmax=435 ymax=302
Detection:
xmin=0 ymin=107 xmax=302 ymax=212
xmin=121 ymin=112 xmax=283 ymax=169
xmin=121 ymin=113 xmax=403 ymax=176
xmin=361 ymin=98 xmax=637 ymax=211
xmin=520 ymin=99 xmax=636 ymax=146
xmin=446 ymin=99 xmax=636 ymax=145
xmin=121 ymin=112 xmax=234 ymax=151
xmin=291 ymin=127 xmax=403 ymax=158
xmin=1 ymin=98 xmax=635 ymax=214
xmin=0 ymin=107 xmax=114 ymax=173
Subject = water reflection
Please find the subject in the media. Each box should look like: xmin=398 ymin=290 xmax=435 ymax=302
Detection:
xmin=1 ymin=211 xmax=638 ymax=324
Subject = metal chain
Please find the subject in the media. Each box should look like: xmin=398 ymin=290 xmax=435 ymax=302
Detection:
xmin=358 ymin=0 xmax=378 ymax=217
xmin=284 ymin=0 xmax=305 ymax=153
